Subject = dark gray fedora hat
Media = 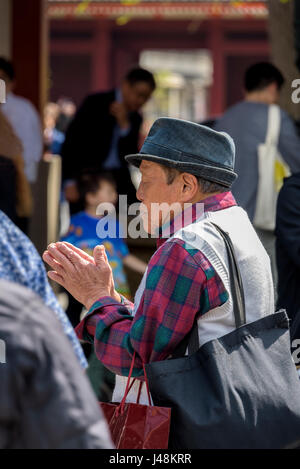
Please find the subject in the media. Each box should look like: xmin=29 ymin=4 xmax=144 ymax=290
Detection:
xmin=125 ymin=117 xmax=237 ymax=188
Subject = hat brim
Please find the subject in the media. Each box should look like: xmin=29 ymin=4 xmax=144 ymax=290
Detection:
xmin=125 ymin=153 xmax=237 ymax=188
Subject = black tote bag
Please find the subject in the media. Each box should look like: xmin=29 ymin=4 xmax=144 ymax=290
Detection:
xmin=145 ymin=223 xmax=300 ymax=449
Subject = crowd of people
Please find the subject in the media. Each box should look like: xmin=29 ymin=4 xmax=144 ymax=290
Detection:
xmin=1 ymin=56 xmax=300 ymax=449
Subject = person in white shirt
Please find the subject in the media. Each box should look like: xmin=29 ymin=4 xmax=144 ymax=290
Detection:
xmin=0 ymin=57 xmax=43 ymax=183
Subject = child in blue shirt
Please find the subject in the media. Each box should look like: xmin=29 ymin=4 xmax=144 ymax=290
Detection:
xmin=62 ymin=171 xmax=146 ymax=303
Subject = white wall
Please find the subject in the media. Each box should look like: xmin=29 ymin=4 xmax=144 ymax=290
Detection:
xmin=0 ymin=0 xmax=11 ymax=58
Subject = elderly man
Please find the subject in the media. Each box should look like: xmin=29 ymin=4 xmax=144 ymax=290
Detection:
xmin=43 ymin=118 xmax=274 ymax=404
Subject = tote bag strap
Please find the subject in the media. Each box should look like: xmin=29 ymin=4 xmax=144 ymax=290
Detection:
xmin=172 ymin=223 xmax=246 ymax=358
xmin=265 ymin=104 xmax=281 ymax=147
xmin=211 ymin=223 xmax=246 ymax=329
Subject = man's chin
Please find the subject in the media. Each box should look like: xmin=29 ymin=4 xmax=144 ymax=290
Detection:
xmin=141 ymin=217 xmax=160 ymax=237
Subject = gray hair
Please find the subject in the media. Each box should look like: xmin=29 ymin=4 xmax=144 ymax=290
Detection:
xmin=161 ymin=166 xmax=228 ymax=194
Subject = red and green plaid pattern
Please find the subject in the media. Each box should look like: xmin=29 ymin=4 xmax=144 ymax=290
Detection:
xmin=75 ymin=192 xmax=236 ymax=377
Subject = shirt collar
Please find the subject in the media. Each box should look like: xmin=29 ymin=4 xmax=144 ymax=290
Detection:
xmin=156 ymin=191 xmax=236 ymax=248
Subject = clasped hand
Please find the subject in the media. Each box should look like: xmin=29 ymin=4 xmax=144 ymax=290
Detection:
xmin=43 ymin=242 xmax=121 ymax=310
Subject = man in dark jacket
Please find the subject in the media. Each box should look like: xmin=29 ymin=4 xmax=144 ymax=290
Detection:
xmin=61 ymin=67 xmax=155 ymax=209
xmin=276 ymin=173 xmax=300 ymax=341
xmin=0 ymin=279 xmax=113 ymax=449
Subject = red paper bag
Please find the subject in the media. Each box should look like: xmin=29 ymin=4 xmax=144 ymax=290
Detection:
xmin=101 ymin=401 xmax=171 ymax=449
xmin=100 ymin=354 xmax=171 ymax=449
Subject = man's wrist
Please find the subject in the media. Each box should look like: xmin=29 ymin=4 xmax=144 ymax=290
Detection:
xmin=85 ymin=292 xmax=109 ymax=311
xmin=110 ymin=290 xmax=121 ymax=303
xmin=85 ymin=290 xmax=121 ymax=311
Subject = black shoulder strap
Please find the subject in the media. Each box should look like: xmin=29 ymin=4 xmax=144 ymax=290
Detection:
xmin=212 ymin=223 xmax=246 ymax=329
xmin=171 ymin=222 xmax=246 ymax=358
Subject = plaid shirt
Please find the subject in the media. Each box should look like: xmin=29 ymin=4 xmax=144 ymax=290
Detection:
xmin=75 ymin=192 xmax=236 ymax=377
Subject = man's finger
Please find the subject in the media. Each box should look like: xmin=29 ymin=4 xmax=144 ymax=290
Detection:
xmin=95 ymin=245 xmax=109 ymax=263
xmin=43 ymin=251 xmax=65 ymax=274
xmin=55 ymin=242 xmax=87 ymax=271
xmin=93 ymin=245 xmax=108 ymax=266
xmin=102 ymin=247 xmax=109 ymax=264
xmin=47 ymin=243 xmax=77 ymax=272
xmin=47 ymin=270 xmax=65 ymax=287
xmin=63 ymin=242 xmax=95 ymax=264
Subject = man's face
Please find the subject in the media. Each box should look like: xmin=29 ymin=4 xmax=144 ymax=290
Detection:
xmin=136 ymin=161 xmax=183 ymax=235
xmin=122 ymin=81 xmax=153 ymax=112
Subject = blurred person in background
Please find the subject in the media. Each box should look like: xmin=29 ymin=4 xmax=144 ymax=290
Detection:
xmin=44 ymin=99 xmax=77 ymax=156
xmin=61 ymin=67 xmax=156 ymax=212
xmin=0 ymin=279 xmax=113 ymax=449
xmin=44 ymin=102 xmax=63 ymax=154
xmin=0 ymin=110 xmax=32 ymax=228
xmin=214 ymin=62 xmax=300 ymax=283
xmin=0 ymin=209 xmax=87 ymax=370
xmin=56 ymin=97 xmax=76 ymax=134
xmin=0 ymin=57 xmax=43 ymax=184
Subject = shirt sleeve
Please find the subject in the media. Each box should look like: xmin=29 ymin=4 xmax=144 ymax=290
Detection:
xmin=75 ymin=239 xmax=228 ymax=377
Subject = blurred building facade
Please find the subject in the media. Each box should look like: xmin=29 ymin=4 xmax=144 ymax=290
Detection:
xmin=0 ymin=0 xmax=48 ymax=113
xmin=48 ymin=0 xmax=269 ymax=120
xmin=0 ymin=0 xmax=271 ymax=253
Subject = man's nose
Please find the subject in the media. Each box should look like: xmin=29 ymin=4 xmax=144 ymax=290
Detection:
xmin=136 ymin=184 xmax=143 ymax=202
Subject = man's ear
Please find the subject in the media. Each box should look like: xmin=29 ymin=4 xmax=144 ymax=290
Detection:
xmin=181 ymin=173 xmax=199 ymax=201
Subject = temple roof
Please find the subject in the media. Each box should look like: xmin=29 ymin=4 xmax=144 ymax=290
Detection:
xmin=48 ymin=1 xmax=268 ymax=20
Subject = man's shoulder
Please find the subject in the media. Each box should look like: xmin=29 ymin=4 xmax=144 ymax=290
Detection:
xmin=216 ymin=101 xmax=245 ymax=118
xmin=152 ymin=237 xmax=209 ymax=269
xmin=279 ymin=106 xmax=297 ymax=128
xmin=214 ymin=101 xmax=269 ymax=137
xmin=7 ymin=93 xmax=38 ymax=115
